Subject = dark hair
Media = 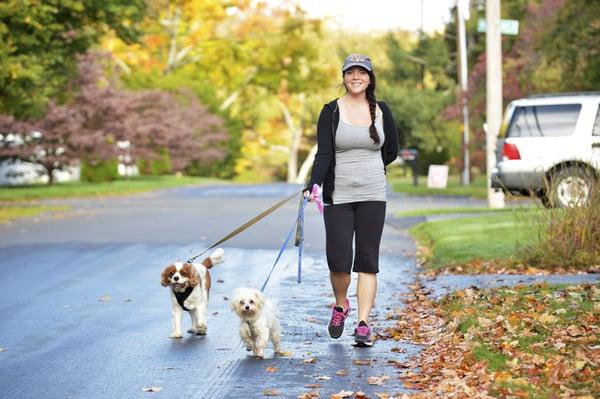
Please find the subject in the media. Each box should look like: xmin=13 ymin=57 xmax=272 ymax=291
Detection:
xmin=343 ymin=68 xmax=380 ymax=144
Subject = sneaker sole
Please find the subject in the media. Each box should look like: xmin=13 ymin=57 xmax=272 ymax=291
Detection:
xmin=328 ymin=324 xmax=344 ymax=339
xmin=353 ymin=340 xmax=373 ymax=347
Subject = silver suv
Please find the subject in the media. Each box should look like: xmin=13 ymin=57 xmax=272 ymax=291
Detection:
xmin=492 ymin=92 xmax=600 ymax=207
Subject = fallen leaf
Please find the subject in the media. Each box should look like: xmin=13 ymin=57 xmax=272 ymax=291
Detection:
xmin=142 ymin=386 xmax=161 ymax=392
xmin=367 ymin=375 xmax=390 ymax=386
xmin=305 ymin=384 xmax=321 ymax=389
xmin=265 ymin=367 xmax=279 ymax=373
xmin=374 ymin=393 xmax=391 ymax=399
xmin=303 ymin=357 xmax=317 ymax=364
xmin=278 ymin=350 xmax=294 ymax=357
xmin=354 ymin=391 xmax=369 ymax=399
xmin=566 ymin=325 xmax=582 ymax=337
xmin=316 ymin=375 xmax=330 ymax=381
xmin=263 ymin=389 xmax=281 ymax=396
xmin=538 ymin=312 xmax=558 ymax=324
xmin=335 ymin=369 xmax=348 ymax=376
xmin=352 ymin=359 xmax=372 ymax=366
xmin=298 ymin=391 xmax=320 ymax=399
xmin=331 ymin=390 xmax=353 ymax=399
xmin=98 ymin=295 xmax=111 ymax=302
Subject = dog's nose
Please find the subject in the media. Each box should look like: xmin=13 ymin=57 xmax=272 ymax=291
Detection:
xmin=245 ymin=305 xmax=250 ymax=310
xmin=173 ymin=276 xmax=179 ymax=281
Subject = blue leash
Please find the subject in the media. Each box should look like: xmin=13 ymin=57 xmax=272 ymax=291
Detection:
xmin=260 ymin=197 xmax=308 ymax=292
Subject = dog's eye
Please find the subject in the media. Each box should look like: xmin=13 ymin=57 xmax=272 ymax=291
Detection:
xmin=249 ymin=300 xmax=254 ymax=304
xmin=239 ymin=300 xmax=244 ymax=305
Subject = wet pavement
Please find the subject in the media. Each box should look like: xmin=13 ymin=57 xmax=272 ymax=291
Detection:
xmin=0 ymin=183 xmax=597 ymax=398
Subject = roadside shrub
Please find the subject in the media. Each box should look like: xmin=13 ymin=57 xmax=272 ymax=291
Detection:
xmin=81 ymin=160 xmax=119 ymax=183
xmin=516 ymin=182 xmax=600 ymax=269
xmin=138 ymin=150 xmax=172 ymax=175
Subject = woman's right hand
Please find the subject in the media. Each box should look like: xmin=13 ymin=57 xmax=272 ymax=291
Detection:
xmin=303 ymin=189 xmax=313 ymax=201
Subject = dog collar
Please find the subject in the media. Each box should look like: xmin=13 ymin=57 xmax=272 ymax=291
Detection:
xmin=173 ymin=286 xmax=194 ymax=311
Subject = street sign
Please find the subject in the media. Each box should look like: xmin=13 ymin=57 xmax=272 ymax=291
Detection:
xmin=477 ymin=19 xmax=519 ymax=35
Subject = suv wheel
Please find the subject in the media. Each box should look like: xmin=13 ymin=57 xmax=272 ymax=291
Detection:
xmin=548 ymin=166 xmax=595 ymax=208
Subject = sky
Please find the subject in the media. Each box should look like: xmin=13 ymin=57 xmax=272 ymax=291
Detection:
xmin=274 ymin=0 xmax=456 ymax=33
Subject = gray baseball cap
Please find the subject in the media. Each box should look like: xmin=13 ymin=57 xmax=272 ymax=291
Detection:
xmin=342 ymin=54 xmax=373 ymax=72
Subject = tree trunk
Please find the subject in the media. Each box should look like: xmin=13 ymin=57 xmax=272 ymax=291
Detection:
xmin=46 ymin=166 xmax=54 ymax=185
xmin=279 ymin=94 xmax=306 ymax=183
xmin=295 ymin=143 xmax=317 ymax=184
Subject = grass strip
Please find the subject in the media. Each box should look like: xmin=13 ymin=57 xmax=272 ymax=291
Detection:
xmin=396 ymin=206 xmax=515 ymax=218
xmin=409 ymin=212 xmax=532 ymax=270
xmin=389 ymin=175 xmax=488 ymax=199
xmin=0 ymin=175 xmax=222 ymax=202
xmin=0 ymin=205 xmax=70 ymax=223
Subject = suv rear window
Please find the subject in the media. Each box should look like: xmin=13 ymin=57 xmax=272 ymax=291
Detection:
xmin=506 ymin=104 xmax=581 ymax=138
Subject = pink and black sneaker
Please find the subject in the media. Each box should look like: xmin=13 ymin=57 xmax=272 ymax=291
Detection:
xmin=327 ymin=298 xmax=350 ymax=339
xmin=354 ymin=321 xmax=373 ymax=347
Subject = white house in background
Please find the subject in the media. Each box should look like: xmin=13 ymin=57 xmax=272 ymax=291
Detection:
xmin=0 ymin=136 xmax=138 ymax=186
xmin=0 ymin=159 xmax=80 ymax=186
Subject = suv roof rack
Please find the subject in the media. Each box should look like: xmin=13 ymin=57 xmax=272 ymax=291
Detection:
xmin=526 ymin=92 xmax=600 ymax=98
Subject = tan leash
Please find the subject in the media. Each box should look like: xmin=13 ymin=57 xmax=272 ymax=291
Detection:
xmin=186 ymin=189 xmax=302 ymax=263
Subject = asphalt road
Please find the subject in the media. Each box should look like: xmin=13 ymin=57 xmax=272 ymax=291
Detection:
xmin=0 ymin=184 xmax=482 ymax=398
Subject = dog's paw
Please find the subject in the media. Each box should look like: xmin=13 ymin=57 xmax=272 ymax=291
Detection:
xmin=196 ymin=324 xmax=207 ymax=335
xmin=170 ymin=331 xmax=183 ymax=339
xmin=253 ymin=350 xmax=265 ymax=359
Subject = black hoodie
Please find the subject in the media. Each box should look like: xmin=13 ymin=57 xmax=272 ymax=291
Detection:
xmin=305 ymin=98 xmax=399 ymax=205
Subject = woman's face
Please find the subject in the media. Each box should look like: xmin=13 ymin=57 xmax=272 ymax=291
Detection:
xmin=343 ymin=66 xmax=370 ymax=95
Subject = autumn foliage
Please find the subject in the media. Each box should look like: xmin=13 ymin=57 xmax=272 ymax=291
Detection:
xmin=383 ymin=281 xmax=599 ymax=398
xmin=0 ymin=53 xmax=228 ymax=183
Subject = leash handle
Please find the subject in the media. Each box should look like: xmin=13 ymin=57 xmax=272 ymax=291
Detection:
xmin=187 ymin=189 xmax=302 ymax=263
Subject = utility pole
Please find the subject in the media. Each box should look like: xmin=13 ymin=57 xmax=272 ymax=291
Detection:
xmin=457 ymin=0 xmax=470 ymax=186
xmin=486 ymin=0 xmax=505 ymax=208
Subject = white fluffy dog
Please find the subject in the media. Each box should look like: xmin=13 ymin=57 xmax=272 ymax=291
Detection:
xmin=160 ymin=248 xmax=224 ymax=338
xmin=230 ymin=287 xmax=281 ymax=358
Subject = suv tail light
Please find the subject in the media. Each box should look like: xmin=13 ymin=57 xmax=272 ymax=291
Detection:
xmin=503 ymin=142 xmax=521 ymax=160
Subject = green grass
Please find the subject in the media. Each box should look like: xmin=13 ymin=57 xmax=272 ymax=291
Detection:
xmin=0 ymin=205 xmax=70 ymax=223
xmin=389 ymin=174 xmax=488 ymax=199
xmin=396 ymin=206 xmax=516 ymax=218
xmin=0 ymin=175 xmax=223 ymax=202
xmin=409 ymin=211 xmax=535 ymax=269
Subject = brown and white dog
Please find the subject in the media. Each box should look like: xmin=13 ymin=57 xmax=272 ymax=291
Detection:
xmin=160 ymin=248 xmax=224 ymax=338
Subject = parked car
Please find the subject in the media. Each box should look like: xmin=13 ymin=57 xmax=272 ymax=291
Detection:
xmin=492 ymin=92 xmax=600 ymax=207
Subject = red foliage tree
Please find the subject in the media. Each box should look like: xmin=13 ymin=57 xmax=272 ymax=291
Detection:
xmin=0 ymin=52 xmax=228 ymax=184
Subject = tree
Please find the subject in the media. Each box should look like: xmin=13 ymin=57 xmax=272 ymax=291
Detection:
xmin=0 ymin=52 xmax=229 ymax=184
xmin=0 ymin=0 xmax=145 ymax=118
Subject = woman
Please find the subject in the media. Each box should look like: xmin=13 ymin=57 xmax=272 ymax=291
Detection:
xmin=304 ymin=54 xmax=399 ymax=347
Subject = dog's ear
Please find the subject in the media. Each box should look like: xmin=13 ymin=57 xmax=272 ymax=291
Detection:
xmin=181 ymin=263 xmax=200 ymax=287
xmin=160 ymin=265 xmax=176 ymax=287
xmin=252 ymin=290 xmax=265 ymax=310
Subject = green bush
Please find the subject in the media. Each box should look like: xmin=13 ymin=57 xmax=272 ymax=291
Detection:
xmin=138 ymin=151 xmax=172 ymax=175
xmin=80 ymin=160 xmax=119 ymax=183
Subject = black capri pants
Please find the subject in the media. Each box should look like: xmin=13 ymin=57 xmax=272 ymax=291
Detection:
xmin=323 ymin=201 xmax=386 ymax=274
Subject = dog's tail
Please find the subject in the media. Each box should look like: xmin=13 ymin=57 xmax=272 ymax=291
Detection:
xmin=202 ymin=248 xmax=225 ymax=269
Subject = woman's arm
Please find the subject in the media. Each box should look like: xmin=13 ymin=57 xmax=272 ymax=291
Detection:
xmin=304 ymin=105 xmax=334 ymax=192
xmin=380 ymin=102 xmax=399 ymax=165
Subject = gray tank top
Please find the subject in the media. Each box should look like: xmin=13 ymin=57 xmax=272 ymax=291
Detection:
xmin=332 ymin=112 xmax=386 ymax=204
